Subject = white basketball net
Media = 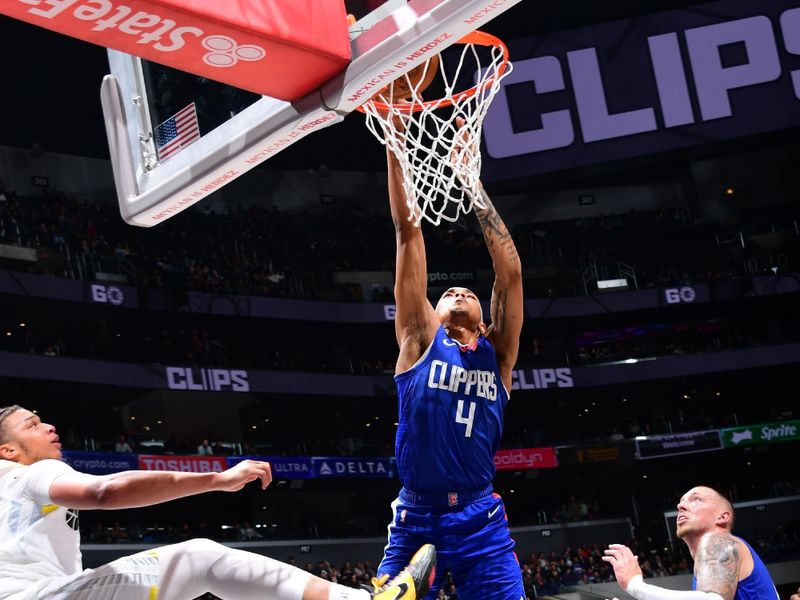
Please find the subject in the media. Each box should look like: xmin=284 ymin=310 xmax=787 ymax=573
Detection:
xmin=362 ymin=36 xmax=511 ymax=227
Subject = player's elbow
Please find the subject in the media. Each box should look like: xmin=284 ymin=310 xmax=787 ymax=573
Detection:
xmin=394 ymin=218 xmax=422 ymax=241
xmin=92 ymin=478 xmax=119 ymax=508
xmin=496 ymin=259 xmax=522 ymax=282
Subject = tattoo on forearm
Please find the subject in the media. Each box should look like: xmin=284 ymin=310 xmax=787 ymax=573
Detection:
xmin=695 ymin=535 xmax=739 ymax=600
xmin=492 ymin=287 xmax=507 ymax=332
xmin=475 ymin=189 xmax=520 ymax=264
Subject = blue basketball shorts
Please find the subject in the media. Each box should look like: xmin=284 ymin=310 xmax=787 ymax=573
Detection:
xmin=378 ymin=492 xmax=524 ymax=600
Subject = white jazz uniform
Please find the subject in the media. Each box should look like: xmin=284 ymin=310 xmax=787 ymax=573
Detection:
xmin=0 ymin=459 xmax=158 ymax=600
xmin=0 ymin=459 xmax=314 ymax=600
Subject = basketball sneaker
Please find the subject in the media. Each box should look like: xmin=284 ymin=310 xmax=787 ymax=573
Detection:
xmin=371 ymin=544 xmax=436 ymax=599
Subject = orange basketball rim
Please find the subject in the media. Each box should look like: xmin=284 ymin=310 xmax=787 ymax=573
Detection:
xmin=358 ymin=30 xmax=511 ymax=114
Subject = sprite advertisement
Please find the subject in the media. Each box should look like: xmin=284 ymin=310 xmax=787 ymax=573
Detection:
xmin=720 ymin=420 xmax=800 ymax=448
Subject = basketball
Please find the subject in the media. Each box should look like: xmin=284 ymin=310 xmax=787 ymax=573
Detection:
xmin=376 ymin=55 xmax=440 ymax=103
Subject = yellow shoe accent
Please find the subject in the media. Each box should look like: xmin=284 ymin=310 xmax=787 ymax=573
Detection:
xmin=372 ymin=574 xmax=390 ymax=593
xmin=372 ymin=544 xmax=436 ymax=600
xmin=373 ymin=571 xmax=415 ymax=599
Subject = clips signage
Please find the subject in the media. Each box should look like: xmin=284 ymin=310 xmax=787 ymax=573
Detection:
xmin=483 ymin=0 xmax=800 ymax=179
xmin=166 ymin=367 xmax=250 ymax=392
xmin=511 ymin=368 xmax=574 ymax=390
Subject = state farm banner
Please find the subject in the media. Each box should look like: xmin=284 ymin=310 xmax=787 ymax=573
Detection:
xmin=138 ymin=454 xmax=227 ymax=472
xmin=482 ymin=0 xmax=800 ymax=180
xmin=1 ymin=0 xmax=350 ymax=101
xmin=635 ymin=430 xmax=723 ymax=460
xmin=493 ymin=447 xmax=558 ymax=471
xmin=227 ymin=455 xmax=313 ymax=479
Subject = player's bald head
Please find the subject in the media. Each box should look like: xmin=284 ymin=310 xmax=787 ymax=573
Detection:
xmin=685 ymin=486 xmax=735 ymax=531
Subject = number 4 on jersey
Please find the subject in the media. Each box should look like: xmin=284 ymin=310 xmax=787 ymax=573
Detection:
xmin=456 ymin=400 xmax=476 ymax=437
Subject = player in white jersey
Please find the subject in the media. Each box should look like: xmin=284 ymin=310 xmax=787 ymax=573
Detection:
xmin=0 ymin=405 xmax=436 ymax=600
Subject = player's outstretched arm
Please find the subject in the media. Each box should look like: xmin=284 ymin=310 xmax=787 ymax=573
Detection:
xmin=602 ymin=543 xmax=729 ymax=600
xmin=474 ymin=184 xmax=523 ymax=387
xmin=387 ymin=146 xmax=437 ymax=369
xmin=49 ymin=459 xmax=272 ymax=510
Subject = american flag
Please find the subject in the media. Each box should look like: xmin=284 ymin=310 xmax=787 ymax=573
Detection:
xmin=154 ymin=103 xmax=200 ymax=162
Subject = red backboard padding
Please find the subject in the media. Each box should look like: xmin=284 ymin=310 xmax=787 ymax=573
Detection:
xmin=3 ymin=0 xmax=352 ymax=101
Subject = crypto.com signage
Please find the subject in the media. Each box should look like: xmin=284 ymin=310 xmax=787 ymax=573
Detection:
xmin=482 ymin=0 xmax=800 ymax=179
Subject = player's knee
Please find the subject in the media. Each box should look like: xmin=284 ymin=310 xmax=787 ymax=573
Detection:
xmin=188 ymin=537 xmax=226 ymax=554
xmin=168 ymin=537 xmax=228 ymax=559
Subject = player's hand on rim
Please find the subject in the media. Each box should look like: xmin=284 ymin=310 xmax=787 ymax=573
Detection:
xmin=602 ymin=543 xmax=643 ymax=591
xmin=215 ymin=459 xmax=272 ymax=492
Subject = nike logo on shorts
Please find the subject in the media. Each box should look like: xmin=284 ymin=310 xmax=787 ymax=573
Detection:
xmin=488 ymin=505 xmax=501 ymax=518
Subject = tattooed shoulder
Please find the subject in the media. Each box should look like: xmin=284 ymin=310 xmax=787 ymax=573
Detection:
xmin=695 ymin=533 xmax=741 ymax=600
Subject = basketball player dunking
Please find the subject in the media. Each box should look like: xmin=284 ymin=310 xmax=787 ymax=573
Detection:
xmin=375 ymin=135 xmax=524 ymax=600
xmin=604 ymin=486 xmax=780 ymax=600
xmin=0 ymin=404 xmax=435 ymax=600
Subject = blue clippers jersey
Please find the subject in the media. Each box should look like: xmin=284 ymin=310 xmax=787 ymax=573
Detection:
xmin=692 ymin=537 xmax=779 ymax=600
xmin=394 ymin=326 xmax=509 ymax=493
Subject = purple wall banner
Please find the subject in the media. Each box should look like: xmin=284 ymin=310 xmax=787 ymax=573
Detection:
xmin=228 ymin=456 xmax=314 ymax=479
xmin=185 ymin=292 xmax=392 ymax=323
xmin=482 ymin=0 xmax=800 ymax=180
xmin=635 ymin=430 xmax=723 ymax=460
xmin=0 ymin=270 xmax=790 ymax=321
xmin=3 ymin=342 xmax=800 ymax=392
xmin=85 ymin=282 xmax=137 ymax=308
xmin=0 ymin=270 xmax=138 ymax=308
xmin=312 ymin=457 xmax=395 ymax=479
xmin=525 ymin=283 xmax=715 ymax=319
xmin=751 ymin=272 xmax=800 ymax=296
xmin=61 ymin=451 xmax=138 ymax=475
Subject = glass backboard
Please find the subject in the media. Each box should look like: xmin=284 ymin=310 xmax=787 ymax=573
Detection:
xmin=101 ymin=0 xmax=523 ymax=227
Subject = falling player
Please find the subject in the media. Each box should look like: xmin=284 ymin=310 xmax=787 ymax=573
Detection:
xmin=0 ymin=404 xmax=436 ymax=600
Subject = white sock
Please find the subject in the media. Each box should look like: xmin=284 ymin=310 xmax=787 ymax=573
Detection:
xmin=328 ymin=585 xmax=371 ymax=600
